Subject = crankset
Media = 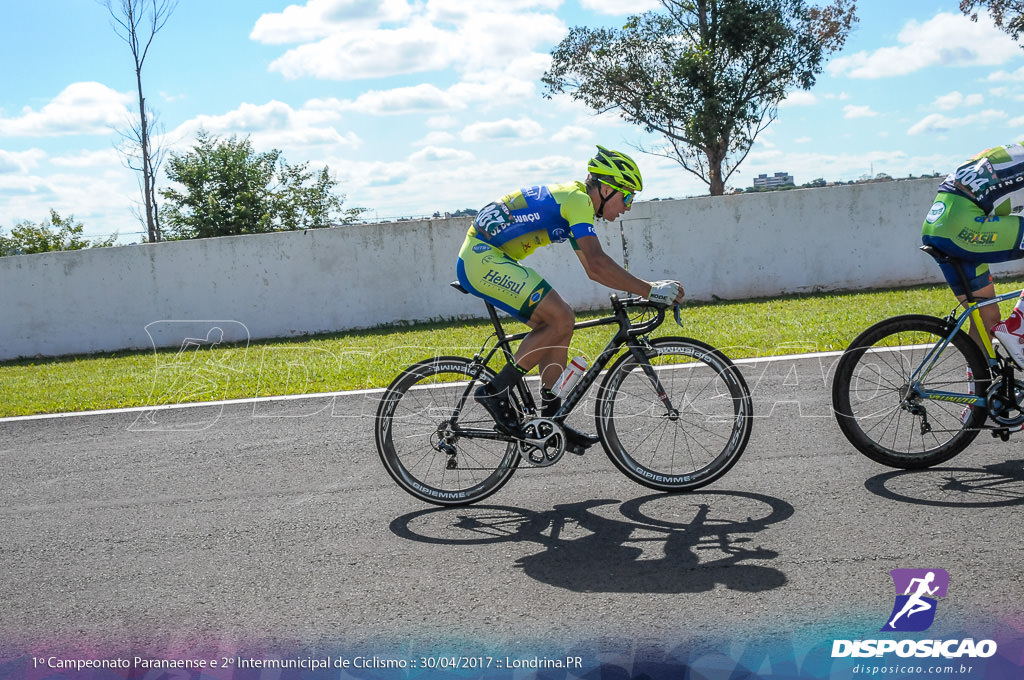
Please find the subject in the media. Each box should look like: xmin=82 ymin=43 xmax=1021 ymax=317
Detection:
xmin=517 ymin=418 xmax=566 ymax=467
xmin=986 ymin=378 xmax=1024 ymax=428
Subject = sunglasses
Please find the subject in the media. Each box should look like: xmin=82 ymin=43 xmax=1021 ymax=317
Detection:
xmin=621 ymin=190 xmax=634 ymax=207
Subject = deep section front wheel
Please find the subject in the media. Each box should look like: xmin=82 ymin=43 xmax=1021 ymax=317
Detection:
xmin=831 ymin=314 xmax=990 ymax=469
xmin=595 ymin=337 xmax=753 ymax=491
xmin=375 ymin=356 xmax=519 ymax=506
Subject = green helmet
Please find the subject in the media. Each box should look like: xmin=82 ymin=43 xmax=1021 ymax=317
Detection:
xmin=587 ymin=145 xmax=643 ymax=194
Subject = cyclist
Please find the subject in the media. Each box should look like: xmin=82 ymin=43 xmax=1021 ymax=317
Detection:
xmin=922 ymin=141 xmax=1024 ymax=365
xmin=457 ymin=145 xmax=685 ymax=448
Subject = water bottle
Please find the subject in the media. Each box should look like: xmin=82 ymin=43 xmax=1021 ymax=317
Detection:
xmin=552 ymin=356 xmax=588 ymax=398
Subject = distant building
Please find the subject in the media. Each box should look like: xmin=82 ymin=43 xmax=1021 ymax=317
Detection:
xmin=753 ymin=172 xmax=795 ymax=189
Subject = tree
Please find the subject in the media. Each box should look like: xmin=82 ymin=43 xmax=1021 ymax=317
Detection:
xmin=960 ymin=0 xmax=1024 ymax=41
xmin=542 ymin=0 xmax=857 ymax=196
xmin=104 ymin=0 xmax=178 ymax=243
xmin=159 ymin=131 xmax=363 ymax=239
xmin=0 ymin=210 xmax=117 ymax=256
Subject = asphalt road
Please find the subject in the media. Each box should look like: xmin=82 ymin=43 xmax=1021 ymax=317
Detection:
xmin=2 ymin=353 xmax=1022 ymax=664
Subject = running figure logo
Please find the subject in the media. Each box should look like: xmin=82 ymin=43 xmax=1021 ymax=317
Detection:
xmin=881 ymin=568 xmax=950 ymax=632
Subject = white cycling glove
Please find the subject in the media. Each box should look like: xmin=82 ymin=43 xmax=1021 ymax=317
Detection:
xmin=648 ymin=280 xmax=681 ymax=307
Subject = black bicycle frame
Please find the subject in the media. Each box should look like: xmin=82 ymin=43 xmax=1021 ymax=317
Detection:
xmin=447 ymin=293 xmax=673 ymax=441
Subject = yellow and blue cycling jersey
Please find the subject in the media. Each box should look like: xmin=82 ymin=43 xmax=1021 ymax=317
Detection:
xmin=467 ymin=182 xmax=597 ymax=260
xmin=457 ymin=182 xmax=596 ymax=321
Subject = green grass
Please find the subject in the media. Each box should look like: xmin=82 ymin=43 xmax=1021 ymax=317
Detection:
xmin=3 ymin=280 xmax=1022 ymax=418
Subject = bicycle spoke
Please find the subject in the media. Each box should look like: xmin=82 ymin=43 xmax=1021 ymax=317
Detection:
xmin=376 ymin=357 xmax=519 ymax=506
xmin=832 ymin=316 xmax=986 ymax=469
xmin=597 ymin=339 xmax=751 ymax=491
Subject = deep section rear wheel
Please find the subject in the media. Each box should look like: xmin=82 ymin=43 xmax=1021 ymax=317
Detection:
xmin=596 ymin=337 xmax=753 ymax=491
xmin=375 ymin=356 xmax=519 ymax=506
xmin=831 ymin=314 xmax=990 ymax=469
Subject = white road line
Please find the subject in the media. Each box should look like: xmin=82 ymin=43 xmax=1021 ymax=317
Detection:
xmin=0 ymin=347 xmax=899 ymax=424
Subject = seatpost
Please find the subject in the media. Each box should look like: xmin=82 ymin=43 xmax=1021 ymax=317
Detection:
xmin=485 ymin=301 xmax=511 ymax=350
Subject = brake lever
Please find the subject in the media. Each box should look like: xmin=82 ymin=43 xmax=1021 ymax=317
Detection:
xmin=673 ymin=303 xmax=682 ymax=327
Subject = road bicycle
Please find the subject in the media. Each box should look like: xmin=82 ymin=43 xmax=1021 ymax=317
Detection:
xmin=832 ymin=245 xmax=1024 ymax=469
xmin=375 ymin=283 xmax=754 ymax=506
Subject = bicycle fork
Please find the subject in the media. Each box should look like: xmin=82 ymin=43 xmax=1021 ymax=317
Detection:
xmin=628 ymin=341 xmax=680 ymax=420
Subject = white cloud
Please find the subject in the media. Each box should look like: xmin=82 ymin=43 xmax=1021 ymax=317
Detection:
xmin=932 ymin=91 xmax=984 ymax=110
xmin=165 ymin=100 xmax=361 ymax=153
xmin=262 ymin=4 xmax=564 ymax=81
xmin=408 ymin=146 xmax=475 ymax=163
xmin=780 ymin=91 xmax=818 ymax=107
xmin=413 ymin=130 xmax=457 ymax=146
xmin=843 ymin=105 xmax=879 ymax=119
xmin=461 ymin=118 xmax=544 ymax=142
xmin=550 ymin=125 xmax=592 ymax=143
xmin=907 ymin=109 xmax=1007 ymax=135
xmin=578 ymin=0 xmax=660 ymax=14
xmin=50 ymin=149 xmax=121 ymax=168
xmin=268 ymin=24 xmax=457 ymax=80
xmin=0 ymin=167 xmax=142 ymax=239
xmin=828 ymin=12 xmax=1019 ymax=79
xmin=0 ymin=148 xmax=46 ymax=174
xmin=426 ymin=115 xmax=459 ymax=129
xmin=317 ymin=66 xmax=542 ymax=117
xmin=0 ymin=82 xmax=133 ymax=137
xmin=250 ymin=0 xmax=415 ymax=45
xmin=334 ymin=84 xmax=460 ymax=115
xmin=987 ymin=65 xmax=1024 ymax=82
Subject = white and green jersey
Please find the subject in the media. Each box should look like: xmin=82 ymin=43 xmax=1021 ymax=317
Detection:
xmin=938 ymin=142 xmax=1024 ymax=215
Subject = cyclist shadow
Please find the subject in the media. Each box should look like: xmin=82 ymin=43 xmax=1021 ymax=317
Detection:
xmin=389 ymin=491 xmax=794 ymax=594
xmin=864 ymin=459 xmax=1024 ymax=508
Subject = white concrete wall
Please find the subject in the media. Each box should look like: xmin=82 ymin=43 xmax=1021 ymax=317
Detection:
xmin=4 ymin=177 xmax=1023 ymax=361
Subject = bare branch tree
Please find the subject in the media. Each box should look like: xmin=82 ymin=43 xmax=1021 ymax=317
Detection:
xmin=103 ymin=0 xmax=178 ymax=242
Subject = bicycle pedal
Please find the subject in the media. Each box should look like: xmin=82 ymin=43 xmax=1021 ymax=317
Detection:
xmin=563 ymin=424 xmax=600 ymax=448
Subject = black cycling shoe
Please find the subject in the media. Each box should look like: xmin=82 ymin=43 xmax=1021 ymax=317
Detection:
xmin=563 ymin=424 xmax=600 ymax=452
xmin=474 ymin=383 xmax=524 ymax=438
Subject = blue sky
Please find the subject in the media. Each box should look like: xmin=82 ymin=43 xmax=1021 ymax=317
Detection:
xmin=2 ymin=0 xmax=1024 ymax=242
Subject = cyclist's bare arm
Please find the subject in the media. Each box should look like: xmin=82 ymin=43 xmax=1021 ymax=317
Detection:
xmin=574 ymin=234 xmax=684 ymax=301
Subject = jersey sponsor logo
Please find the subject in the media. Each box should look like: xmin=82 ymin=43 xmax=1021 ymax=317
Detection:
xmin=474 ymin=201 xmax=513 ymax=237
xmin=954 ymin=158 xmax=996 ymax=197
xmin=925 ymin=201 xmax=946 ymax=224
xmin=513 ymin=212 xmax=542 ymax=224
xmin=481 ymin=253 xmax=529 ymax=277
xmin=473 ymin=243 xmax=491 ymax=253
xmin=550 ymin=227 xmax=567 ymax=241
xmin=522 ymin=185 xmax=551 ymax=201
xmin=957 ymin=228 xmax=998 ymax=245
xmin=482 ymin=269 xmax=527 ymax=294
xmin=973 ymin=216 xmax=1000 ymax=223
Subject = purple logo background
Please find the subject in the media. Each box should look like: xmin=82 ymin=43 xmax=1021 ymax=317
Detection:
xmin=881 ymin=568 xmax=950 ymax=632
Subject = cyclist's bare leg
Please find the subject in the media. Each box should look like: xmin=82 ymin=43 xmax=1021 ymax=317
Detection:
xmin=958 ymin=282 xmax=998 ymax=348
xmin=515 ymin=291 xmax=574 ymax=390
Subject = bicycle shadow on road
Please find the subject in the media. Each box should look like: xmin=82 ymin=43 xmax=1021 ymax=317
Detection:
xmin=864 ymin=459 xmax=1024 ymax=508
xmin=389 ymin=491 xmax=794 ymax=595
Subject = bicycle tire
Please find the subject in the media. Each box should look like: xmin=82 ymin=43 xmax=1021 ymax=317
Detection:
xmin=831 ymin=314 xmax=990 ymax=469
xmin=375 ymin=356 xmax=520 ymax=506
xmin=595 ymin=337 xmax=753 ymax=491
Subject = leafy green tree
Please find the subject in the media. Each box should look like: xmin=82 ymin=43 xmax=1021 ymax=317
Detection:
xmin=960 ymin=0 xmax=1024 ymax=41
xmin=542 ymin=0 xmax=857 ymax=196
xmin=0 ymin=210 xmax=117 ymax=256
xmin=159 ymin=131 xmax=364 ymax=239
